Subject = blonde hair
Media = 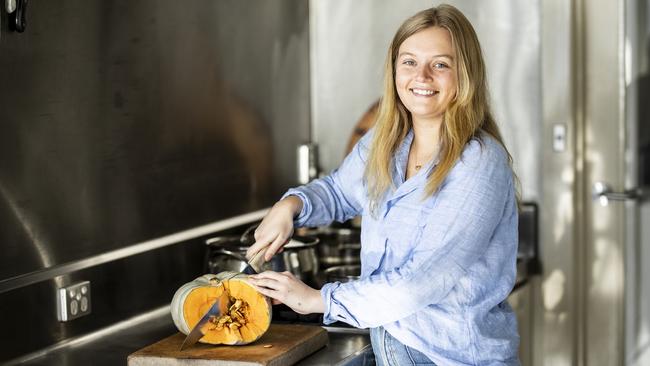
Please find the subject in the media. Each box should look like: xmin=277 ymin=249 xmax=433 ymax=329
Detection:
xmin=365 ymin=4 xmax=515 ymax=211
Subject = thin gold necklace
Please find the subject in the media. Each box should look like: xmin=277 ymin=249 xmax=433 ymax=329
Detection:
xmin=412 ymin=151 xmax=427 ymax=171
xmin=415 ymin=158 xmax=423 ymax=171
xmin=412 ymin=144 xmax=439 ymax=171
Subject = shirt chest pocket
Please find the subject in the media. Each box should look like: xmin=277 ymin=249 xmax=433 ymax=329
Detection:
xmin=382 ymin=202 xmax=428 ymax=264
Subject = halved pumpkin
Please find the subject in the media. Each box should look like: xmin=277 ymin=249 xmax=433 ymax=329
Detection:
xmin=171 ymin=272 xmax=272 ymax=345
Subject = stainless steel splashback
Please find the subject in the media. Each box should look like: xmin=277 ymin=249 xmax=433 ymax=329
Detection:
xmin=309 ymin=0 xmax=541 ymax=202
xmin=0 ymin=1 xmax=309 ymax=362
xmin=0 ymin=0 xmax=310 ymax=282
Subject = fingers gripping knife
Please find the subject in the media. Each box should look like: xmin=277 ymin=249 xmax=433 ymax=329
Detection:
xmin=237 ymin=224 xmax=271 ymax=275
xmin=179 ymin=250 xmax=266 ymax=350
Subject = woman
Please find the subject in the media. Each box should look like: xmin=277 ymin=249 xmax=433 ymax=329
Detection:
xmin=247 ymin=4 xmax=520 ymax=365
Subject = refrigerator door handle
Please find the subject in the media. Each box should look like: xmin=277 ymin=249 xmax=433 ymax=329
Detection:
xmin=592 ymin=181 xmax=646 ymax=205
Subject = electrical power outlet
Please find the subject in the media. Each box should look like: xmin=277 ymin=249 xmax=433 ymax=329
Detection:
xmin=57 ymin=281 xmax=91 ymax=322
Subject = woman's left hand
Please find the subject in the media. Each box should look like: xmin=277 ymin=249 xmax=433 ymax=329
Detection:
xmin=248 ymin=271 xmax=325 ymax=315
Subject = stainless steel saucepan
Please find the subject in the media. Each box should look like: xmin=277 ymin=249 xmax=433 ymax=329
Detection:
xmin=295 ymin=226 xmax=361 ymax=268
xmin=324 ymin=264 xmax=361 ymax=283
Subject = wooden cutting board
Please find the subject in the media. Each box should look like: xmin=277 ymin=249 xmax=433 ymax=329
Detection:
xmin=128 ymin=324 xmax=328 ymax=366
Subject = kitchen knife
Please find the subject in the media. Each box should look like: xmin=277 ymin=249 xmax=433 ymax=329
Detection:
xmin=180 ymin=292 xmax=229 ymax=351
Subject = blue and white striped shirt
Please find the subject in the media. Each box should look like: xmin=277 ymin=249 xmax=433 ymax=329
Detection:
xmin=284 ymin=128 xmax=520 ymax=365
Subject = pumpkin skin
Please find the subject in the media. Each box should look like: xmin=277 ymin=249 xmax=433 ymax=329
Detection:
xmin=171 ymin=272 xmax=272 ymax=345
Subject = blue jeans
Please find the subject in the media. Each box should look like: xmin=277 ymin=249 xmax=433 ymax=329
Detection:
xmin=370 ymin=327 xmax=437 ymax=365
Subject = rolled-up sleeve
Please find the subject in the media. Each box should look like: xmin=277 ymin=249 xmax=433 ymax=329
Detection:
xmin=281 ymin=132 xmax=371 ymax=228
xmin=321 ymin=140 xmax=516 ymax=328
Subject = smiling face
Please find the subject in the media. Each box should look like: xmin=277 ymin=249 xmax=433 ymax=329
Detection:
xmin=395 ymin=26 xmax=458 ymax=126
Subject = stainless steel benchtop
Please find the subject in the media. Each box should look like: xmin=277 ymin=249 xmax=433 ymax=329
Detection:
xmin=12 ymin=307 xmax=373 ymax=366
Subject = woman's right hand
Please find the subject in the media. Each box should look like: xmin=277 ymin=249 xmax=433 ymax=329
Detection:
xmin=245 ymin=196 xmax=303 ymax=261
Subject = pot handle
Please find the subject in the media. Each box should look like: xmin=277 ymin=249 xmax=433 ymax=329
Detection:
xmin=212 ymin=248 xmax=249 ymax=263
xmin=240 ymin=224 xmax=258 ymax=245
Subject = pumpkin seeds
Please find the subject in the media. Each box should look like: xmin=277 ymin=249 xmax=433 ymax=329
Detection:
xmin=208 ymin=290 xmax=250 ymax=334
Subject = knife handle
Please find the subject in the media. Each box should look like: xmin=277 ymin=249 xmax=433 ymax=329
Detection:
xmin=247 ymin=249 xmax=266 ymax=274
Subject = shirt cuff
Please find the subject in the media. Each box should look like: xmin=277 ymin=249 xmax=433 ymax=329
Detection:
xmin=281 ymin=189 xmax=312 ymax=227
xmin=321 ymin=282 xmax=357 ymax=326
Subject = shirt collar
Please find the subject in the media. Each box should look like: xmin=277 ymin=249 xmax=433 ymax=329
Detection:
xmin=393 ymin=129 xmax=414 ymax=186
xmin=384 ymin=129 xmax=443 ymax=211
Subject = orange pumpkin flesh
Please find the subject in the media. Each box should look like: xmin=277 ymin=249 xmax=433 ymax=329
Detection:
xmin=180 ymin=275 xmax=271 ymax=345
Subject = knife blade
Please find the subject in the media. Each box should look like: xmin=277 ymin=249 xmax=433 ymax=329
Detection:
xmin=242 ymin=248 xmax=266 ymax=275
xmin=180 ymin=294 xmax=228 ymax=351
